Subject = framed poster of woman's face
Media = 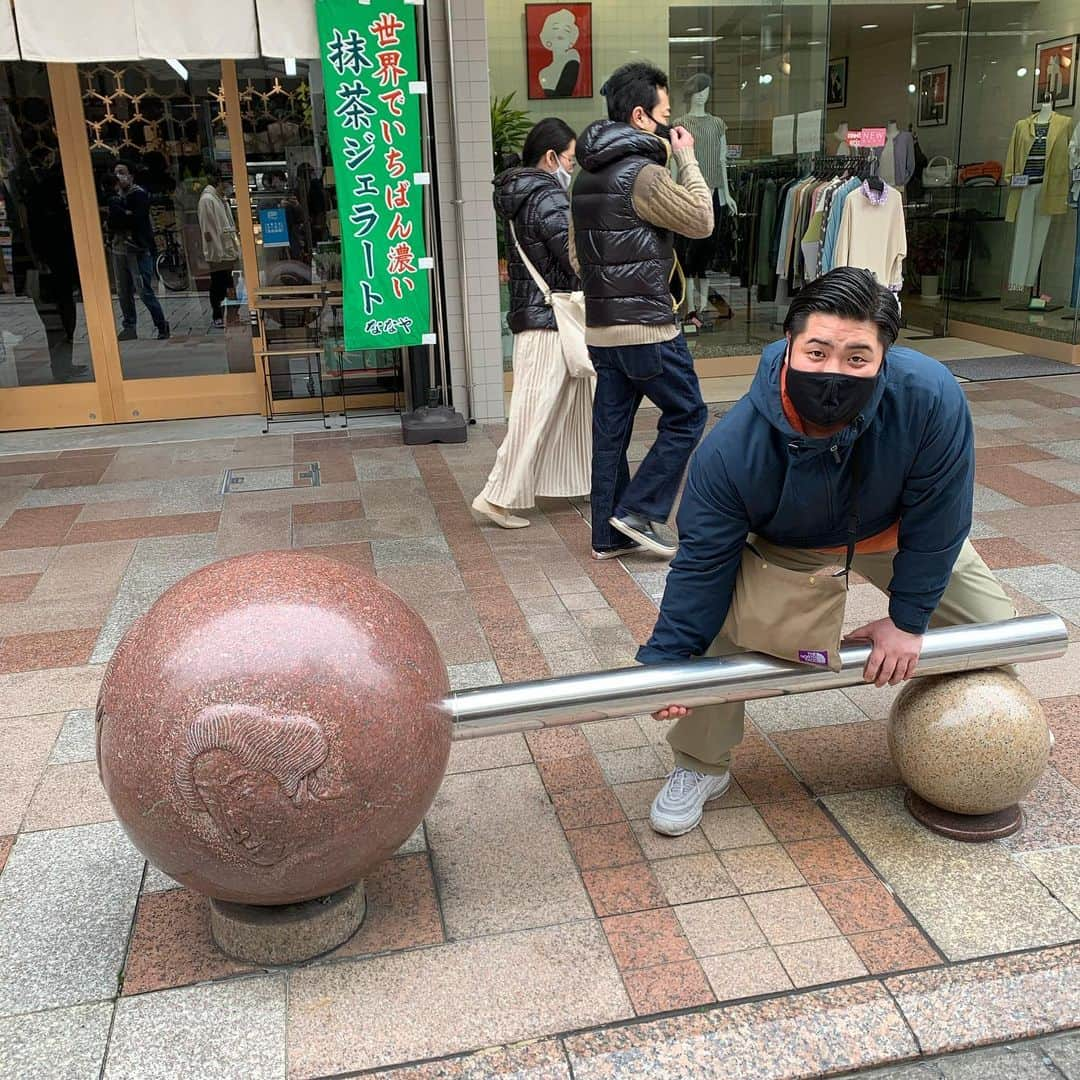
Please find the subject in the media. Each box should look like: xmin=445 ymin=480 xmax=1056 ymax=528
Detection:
xmin=525 ymin=4 xmax=593 ymax=100
xmin=918 ymin=64 xmax=950 ymax=127
xmin=1033 ymin=36 xmax=1077 ymax=110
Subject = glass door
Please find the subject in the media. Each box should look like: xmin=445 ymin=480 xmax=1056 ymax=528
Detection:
xmin=72 ymin=58 xmax=263 ymax=422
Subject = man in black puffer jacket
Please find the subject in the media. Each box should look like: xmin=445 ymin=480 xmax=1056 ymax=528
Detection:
xmin=569 ymin=62 xmax=712 ymax=562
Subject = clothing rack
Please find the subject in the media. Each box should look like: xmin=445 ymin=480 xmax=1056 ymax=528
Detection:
xmin=806 ymin=154 xmax=879 ymax=180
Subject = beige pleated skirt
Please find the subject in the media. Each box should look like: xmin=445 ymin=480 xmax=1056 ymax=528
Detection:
xmin=482 ymin=328 xmax=593 ymax=510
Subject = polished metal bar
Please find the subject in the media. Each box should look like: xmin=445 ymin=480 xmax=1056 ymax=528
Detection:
xmin=446 ymin=615 xmax=1068 ymax=740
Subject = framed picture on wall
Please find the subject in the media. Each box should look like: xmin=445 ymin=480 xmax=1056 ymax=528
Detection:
xmin=1033 ymin=36 xmax=1077 ymax=110
xmin=525 ymin=4 xmax=593 ymax=100
xmin=918 ymin=64 xmax=950 ymax=127
xmin=826 ymin=57 xmax=847 ymax=109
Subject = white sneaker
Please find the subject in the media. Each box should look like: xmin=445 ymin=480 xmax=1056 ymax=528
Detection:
xmin=650 ymin=767 xmax=731 ymax=836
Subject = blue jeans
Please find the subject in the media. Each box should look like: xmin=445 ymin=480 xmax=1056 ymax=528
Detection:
xmin=589 ymin=333 xmax=707 ymax=552
xmin=113 ymin=249 xmax=167 ymax=331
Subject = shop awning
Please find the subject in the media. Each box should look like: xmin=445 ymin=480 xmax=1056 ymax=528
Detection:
xmin=7 ymin=0 xmax=319 ymax=62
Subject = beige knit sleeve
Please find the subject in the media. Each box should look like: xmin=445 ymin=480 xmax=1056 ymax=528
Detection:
xmin=632 ymin=150 xmax=714 ymax=239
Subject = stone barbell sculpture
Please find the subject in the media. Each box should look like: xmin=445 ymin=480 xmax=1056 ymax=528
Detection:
xmin=95 ymin=551 xmax=1065 ymax=961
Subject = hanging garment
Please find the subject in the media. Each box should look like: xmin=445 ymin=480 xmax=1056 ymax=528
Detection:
xmin=1004 ymin=112 xmax=1073 ymax=221
xmin=819 ymin=176 xmax=861 ymax=275
xmin=833 ymin=182 xmax=907 ymax=289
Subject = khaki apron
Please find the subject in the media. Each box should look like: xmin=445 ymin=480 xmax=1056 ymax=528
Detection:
xmin=720 ymin=442 xmax=862 ymax=672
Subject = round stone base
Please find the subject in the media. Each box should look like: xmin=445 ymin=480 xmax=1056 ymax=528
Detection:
xmin=905 ymin=790 xmax=1022 ymax=842
xmin=210 ymin=882 xmax=365 ymax=965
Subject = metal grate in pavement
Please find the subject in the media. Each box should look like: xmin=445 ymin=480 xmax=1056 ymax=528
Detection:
xmin=221 ymin=462 xmax=322 ymax=494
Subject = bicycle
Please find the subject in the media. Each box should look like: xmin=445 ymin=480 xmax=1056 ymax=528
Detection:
xmin=155 ymin=226 xmax=190 ymax=292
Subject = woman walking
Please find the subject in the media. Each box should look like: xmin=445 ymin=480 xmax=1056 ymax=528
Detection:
xmin=472 ymin=119 xmax=593 ymax=529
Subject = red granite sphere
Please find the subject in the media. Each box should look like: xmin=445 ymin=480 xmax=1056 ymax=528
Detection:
xmin=96 ymin=551 xmax=451 ymax=905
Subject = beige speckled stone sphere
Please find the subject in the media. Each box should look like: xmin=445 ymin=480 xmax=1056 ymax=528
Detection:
xmin=887 ymin=670 xmax=1050 ymax=816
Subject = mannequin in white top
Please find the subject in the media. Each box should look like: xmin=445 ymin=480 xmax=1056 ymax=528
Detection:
xmin=1036 ymin=97 xmax=1054 ymax=125
xmin=831 ymin=122 xmax=851 ymax=157
xmin=878 ymin=121 xmax=900 ymax=185
xmin=673 ymin=77 xmax=738 ymax=318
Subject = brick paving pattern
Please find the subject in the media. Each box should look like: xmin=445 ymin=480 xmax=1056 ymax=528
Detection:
xmin=0 ymin=372 xmax=1078 ymax=1076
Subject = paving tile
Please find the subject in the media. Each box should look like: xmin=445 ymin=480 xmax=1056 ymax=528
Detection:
xmin=743 ymin=885 xmax=841 ymax=946
xmin=977 ymin=466 xmax=1080 ymax=507
xmin=826 ymin=788 xmax=1080 ymax=960
xmin=297 ymin=540 xmax=374 ymax=572
xmin=122 ymin=888 xmax=253 ymax=995
xmin=699 ymin=804 xmax=776 ymax=851
xmin=756 ymin=797 xmax=839 ymax=842
xmin=651 ymin=852 xmax=738 ymax=905
xmin=813 ymin=877 xmax=910 ymax=935
xmin=773 ymin=720 xmax=901 ymax=794
xmin=566 ymin=822 xmax=643 ymax=870
xmin=0 ymin=506 xmax=82 ymax=550
xmin=336 ymin=852 xmax=444 ymax=958
xmin=997 ymin=564 xmax=1080 ymax=601
xmin=775 ymin=935 xmax=868 ymax=987
xmin=784 ymin=837 xmax=869 ymax=884
xmin=1001 ymin=767 xmax=1080 ymax=852
xmin=0 ymin=712 xmax=63 ymax=832
xmin=22 ymin=761 xmax=115 ymax=832
xmin=0 ymin=821 xmax=142 ymax=1016
xmin=1016 ymin=847 xmax=1080 ymax=919
xmin=1045 ymin=1032 xmax=1080 ymax=1078
xmin=1019 ymin=643 xmax=1080 ymax=699
xmin=564 ymin=982 xmax=917 ymax=1078
xmin=582 ymin=862 xmax=665 ymax=916
xmin=534 ymin=753 xmax=607 ymax=794
xmin=65 ymin=512 xmax=220 ymax=545
xmin=524 ymin=726 xmax=590 ymax=761
xmin=0 ymin=573 xmax=40 ymax=602
xmin=106 ymin=975 xmax=286 ymax=1080
xmin=730 ymin=762 xmax=809 ymax=804
xmin=288 ymin=922 xmax=631 ymax=1078
xmin=700 ymin=946 xmax=794 ymax=1003
xmin=720 ymin=843 xmax=807 ymax=893
xmin=0 ymin=835 xmax=10 ymax=875
xmin=621 ymin=960 xmax=715 ymax=1015
xmin=886 ymin=944 xmax=1080 ymax=1054
xmin=445 ymin=733 xmax=532 ymax=774
xmin=371 ymin=535 xmax=453 ymax=569
xmin=629 ymin=818 xmax=711 ymax=861
xmin=550 ymin=787 xmax=625 ymax=830
xmin=603 ymin=907 xmax=695 ymax=970
xmin=596 ymin=746 xmax=668 ymax=784
xmin=291 ymin=498 xmax=363 ymax=524
xmin=747 ymin=689 xmax=865 ymax=732
xmin=674 ymin=896 xmax=766 ymax=958
xmin=142 ymin=864 xmax=181 ymax=893
xmin=971 ymin=537 xmax=1052 ymax=570
xmin=49 ymin=708 xmax=98 ymax=764
xmin=426 ymin=765 xmax=591 ymax=939
xmin=0 ymin=628 xmax=99 ymax=674
xmin=0 ymin=1002 xmax=113 ymax=1080
xmin=363 ymin=1040 xmax=572 ymax=1079
xmin=580 ymin=717 xmax=649 ymax=752
xmin=840 ymin=680 xmax=906 ymax=721
xmin=849 ymin=926 xmax=942 ymax=975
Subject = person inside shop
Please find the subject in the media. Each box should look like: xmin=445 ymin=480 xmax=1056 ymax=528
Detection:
xmin=568 ymin=61 xmax=712 ymax=562
xmin=639 ymin=267 xmax=1016 ymax=837
xmin=197 ymin=165 xmax=241 ymax=331
xmin=473 ymin=118 xmax=592 ymax=528
xmin=108 ymin=162 xmax=170 ymax=342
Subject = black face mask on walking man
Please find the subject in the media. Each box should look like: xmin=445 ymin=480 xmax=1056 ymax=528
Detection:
xmin=785 ymin=356 xmax=878 ymax=429
xmin=649 ymin=112 xmax=672 ymax=142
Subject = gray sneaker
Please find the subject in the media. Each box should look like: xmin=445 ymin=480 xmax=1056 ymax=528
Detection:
xmin=650 ymin=767 xmax=731 ymax=836
xmin=609 ymin=512 xmax=677 ymax=559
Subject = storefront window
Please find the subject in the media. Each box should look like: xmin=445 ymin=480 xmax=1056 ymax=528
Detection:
xmin=485 ymin=1 xmax=829 ymax=366
xmin=79 ymin=60 xmax=254 ymax=380
xmin=0 ymin=62 xmax=95 ymax=387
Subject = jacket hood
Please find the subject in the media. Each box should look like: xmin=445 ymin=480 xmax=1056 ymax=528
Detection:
xmin=577 ymin=120 xmax=669 ymax=172
xmin=492 ymin=166 xmax=563 ymax=221
xmin=748 ymin=339 xmax=888 ymax=450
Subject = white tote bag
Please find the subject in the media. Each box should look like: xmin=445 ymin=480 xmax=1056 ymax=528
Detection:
xmin=509 ymin=222 xmax=594 ymax=379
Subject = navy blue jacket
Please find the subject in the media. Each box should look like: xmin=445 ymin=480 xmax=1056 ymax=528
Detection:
xmin=637 ymin=339 xmax=975 ymax=664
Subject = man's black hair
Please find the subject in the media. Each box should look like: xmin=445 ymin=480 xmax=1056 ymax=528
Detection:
xmin=599 ymin=61 xmax=668 ymax=124
xmin=521 ymin=118 xmax=576 ymax=167
xmin=783 ymin=267 xmax=901 ymax=349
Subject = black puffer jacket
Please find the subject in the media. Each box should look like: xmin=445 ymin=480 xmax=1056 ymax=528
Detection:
xmin=493 ymin=168 xmax=578 ymax=334
xmin=572 ymin=121 xmax=675 ymax=328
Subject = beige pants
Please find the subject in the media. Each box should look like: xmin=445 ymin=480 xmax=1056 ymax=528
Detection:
xmin=668 ymin=537 xmax=1017 ymax=774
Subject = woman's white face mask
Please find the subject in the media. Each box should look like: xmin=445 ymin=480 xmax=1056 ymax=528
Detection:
xmin=555 ymin=163 xmax=572 ymax=189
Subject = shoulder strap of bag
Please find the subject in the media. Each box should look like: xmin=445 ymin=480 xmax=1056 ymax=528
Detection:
xmin=508 ymin=221 xmax=552 ymax=304
xmin=836 ymin=439 xmax=861 ymax=579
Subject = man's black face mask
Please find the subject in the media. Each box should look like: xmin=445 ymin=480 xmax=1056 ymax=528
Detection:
xmin=786 ymin=355 xmax=877 ymax=429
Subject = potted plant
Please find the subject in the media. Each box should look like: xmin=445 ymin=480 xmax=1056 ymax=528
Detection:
xmin=490 ymin=93 xmax=532 ymax=275
xmin=911 ymin=221 xmax=955 ymax=302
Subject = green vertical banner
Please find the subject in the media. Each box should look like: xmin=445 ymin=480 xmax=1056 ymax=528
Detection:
xmin=316 ymin=0 xmax=433 ymax=353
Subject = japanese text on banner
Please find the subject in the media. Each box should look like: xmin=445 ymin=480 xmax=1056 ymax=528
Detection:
xmin=316 ymin=0 xmax=432 ymax=352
